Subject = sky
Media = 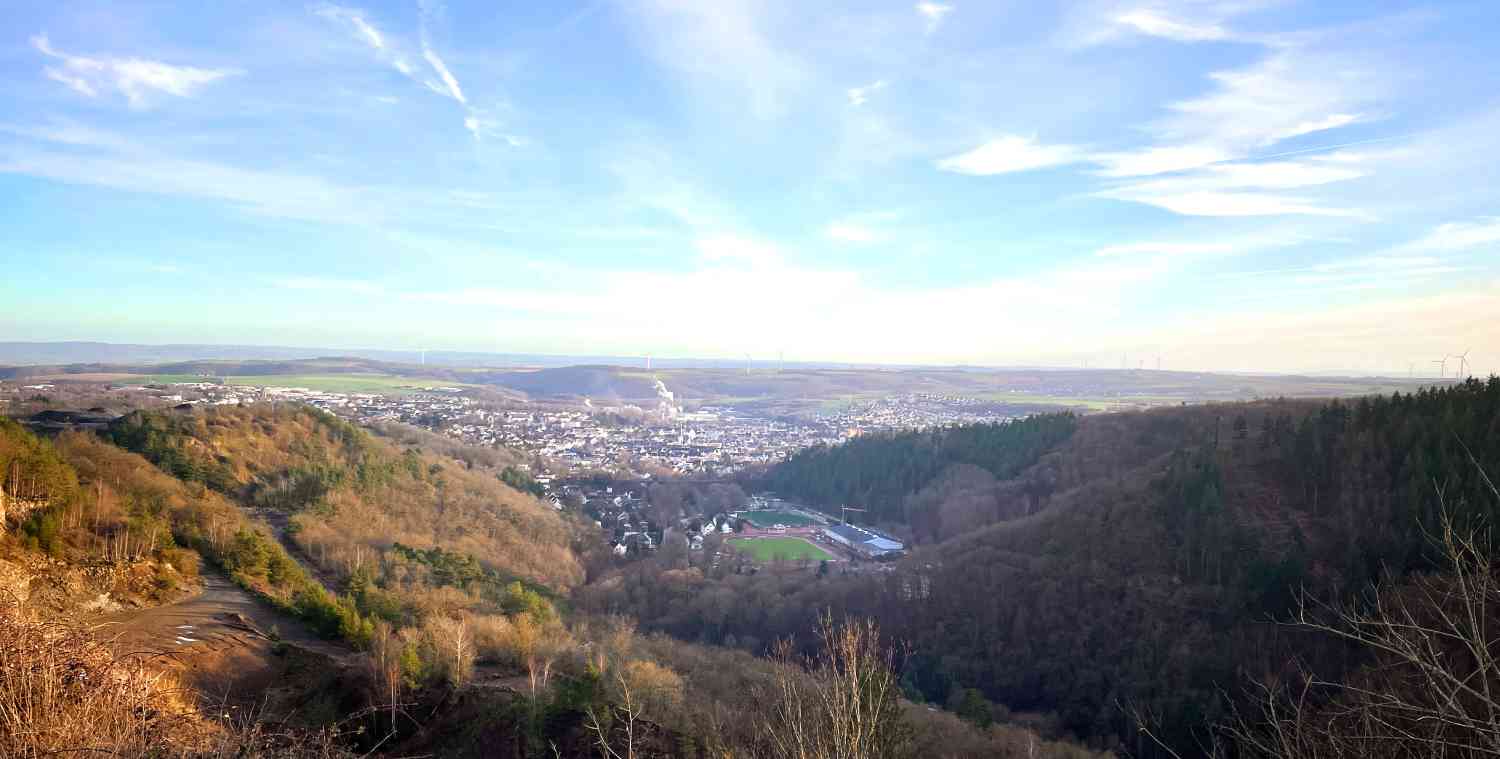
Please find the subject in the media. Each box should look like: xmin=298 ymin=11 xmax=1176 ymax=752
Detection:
xmin=1 ymin=0 xmax=1498 ymax=375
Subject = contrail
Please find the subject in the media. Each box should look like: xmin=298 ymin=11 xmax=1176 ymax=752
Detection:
xmin=1242 ymin=132 xmax=1413 ymax=163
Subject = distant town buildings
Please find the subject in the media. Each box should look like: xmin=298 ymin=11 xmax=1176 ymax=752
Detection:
xmin=2 ymin=378 xmax=1016 ymax=486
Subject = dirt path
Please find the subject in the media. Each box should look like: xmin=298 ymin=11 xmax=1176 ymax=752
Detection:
xmin=93 ymin=572 xmax=349 ymax=663
xmin=249 ymin=507 xmax=345 ymax=594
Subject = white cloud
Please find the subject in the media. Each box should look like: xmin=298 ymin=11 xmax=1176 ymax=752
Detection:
xmin=31 ymin=34 xmax=237 ymax=108
xmin=1265 ymin=113 xmax=1362 ymax=145
xmin=1093 ymin=49 xmax=1379 ymax=181
xmin=44 ymin=67 xmax=97 ymax=97
xmin=937 ymin=135 xmax=1084 ymax=175
xmin=315 ymin=5 xmax=386 ymax=50
xmin=1095 ymin=154 xmax=1368 ymax=217
xmin=421 ymin=44 xmax=466 ymax=104
xmin=846 ymin=80 xmax=886 ymax=107
xmin=1407 ymin=218 xmax=1500 ymax=251
xmin=1062 ymin=0 xmax=1273 ymax=48
xmin=1114 ymin=9 xmax=1226 ymax=42
xmin=916 ymin=2 xmax=954 ymax=33
xmin=1092 ymin=145 xmax=1230 ymax=177
xmin=1164 ymin=52 xmax=1375 ymax=150
xmin=1200 ymin=161 xmax=1365 ymax=189
xmin=1102 ymin=189 xmax=1366 ymax=218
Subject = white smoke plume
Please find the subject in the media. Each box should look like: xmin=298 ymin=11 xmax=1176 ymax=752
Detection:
xmin=653 ymin=379 xmax=680 ymax=419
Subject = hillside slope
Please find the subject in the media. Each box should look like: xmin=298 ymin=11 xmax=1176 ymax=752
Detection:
xmin=105 ymin=404 xmax=584 ymax=593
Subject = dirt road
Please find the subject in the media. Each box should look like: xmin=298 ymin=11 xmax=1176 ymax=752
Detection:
xmin=93 ymin=572 xmax=348 ymax=663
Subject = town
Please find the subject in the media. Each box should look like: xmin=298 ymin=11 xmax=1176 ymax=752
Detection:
xmin=3 ymin=379 xmax=1020 ymax=482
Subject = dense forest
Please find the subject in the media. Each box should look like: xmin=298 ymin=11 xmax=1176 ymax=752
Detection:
xmin=763 ymin=413 xmax=1078 ymax=538
xmin=582 ymin=379 xmax=1500 ymax=755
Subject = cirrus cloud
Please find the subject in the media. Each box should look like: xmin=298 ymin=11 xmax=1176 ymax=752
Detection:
xmin=30 ymin=34 xmax=238 ymax=108
xmin=936 ymin=135 xmax=1085 ymax=175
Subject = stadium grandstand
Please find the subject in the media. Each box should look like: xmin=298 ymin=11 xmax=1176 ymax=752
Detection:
xmin=822 ymin=523 xmax=905 ymax=559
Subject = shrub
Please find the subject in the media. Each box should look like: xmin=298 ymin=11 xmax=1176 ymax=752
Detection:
xmin=162 ymin=547 xmax=201 ymax=580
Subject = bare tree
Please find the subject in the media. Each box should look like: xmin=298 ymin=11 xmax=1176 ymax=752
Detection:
xmin=1226 ymin=510 xmax=1500 ymax=759
xmin=760 ymin=613 xmax=912 ymax=759
xmin=425 ymin=615 xmax=473 ymax=688
xmin=585 ymin=671 xmax=644 ymax=759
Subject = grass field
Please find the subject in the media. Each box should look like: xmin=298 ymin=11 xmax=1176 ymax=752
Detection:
xmin=728 ymin=537 xmax=835 ymax=562
xmin=129 ymin=373 xmax=469 ymax=394
xmin=738 ymin=509 xmax=821 ymax=528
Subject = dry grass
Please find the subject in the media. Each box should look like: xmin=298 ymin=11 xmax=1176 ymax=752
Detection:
xmin=0 ymin=593 xmax=191 ymax=757
xmin=0 ymin=594 xmax=353 ymax=758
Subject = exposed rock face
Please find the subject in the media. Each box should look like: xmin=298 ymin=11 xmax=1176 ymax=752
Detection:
xmin=0 ymin=555 xmax=186 ymax=614
xmin=0 ymin=490 xmax=51 ymax=534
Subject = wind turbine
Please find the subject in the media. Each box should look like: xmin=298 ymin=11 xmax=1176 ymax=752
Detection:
xmin=1433 ymin=358 xmax=1448 ymax=379
xmin=1453 ymin=349 xmax=1471 ymax=379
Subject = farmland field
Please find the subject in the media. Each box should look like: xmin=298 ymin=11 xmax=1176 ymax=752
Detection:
xmin=728 ymin=536 xmax=835 ymax=562
xmin=127 ymin=373 xmax=469 ymax=394
xmin=737 ymin=509 xmax=821 ymax=528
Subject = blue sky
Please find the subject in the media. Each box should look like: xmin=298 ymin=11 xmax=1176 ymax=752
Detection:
xmin=1 ymin=0 xmax=1498 ymax=374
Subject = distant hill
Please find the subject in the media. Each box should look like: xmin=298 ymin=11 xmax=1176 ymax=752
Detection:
xmin=1 ymin=344 xmax=1444 ymax=416
xmin=0 ymin=341 xmax=846 ymax=370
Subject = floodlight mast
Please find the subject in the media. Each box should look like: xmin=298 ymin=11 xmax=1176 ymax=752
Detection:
xmin=840 ymin=504 xmax=866 ymax=525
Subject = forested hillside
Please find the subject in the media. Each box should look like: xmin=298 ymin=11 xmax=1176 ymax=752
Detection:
xmin=106 ymin=405 xmax=583 ymax=592
xmin=583 ymin=379 xmax=1500 ymax=754
xmin=763 ymin=413 xmax=1078 ymax=538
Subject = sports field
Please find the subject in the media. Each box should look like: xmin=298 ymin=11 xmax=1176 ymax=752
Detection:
xmin=737 ymin=509 xmax=820 ymax=528
xmin=728 ymin=536 xmax=835 ymax=562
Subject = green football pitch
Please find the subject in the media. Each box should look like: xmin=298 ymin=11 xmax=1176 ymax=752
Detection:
xmin=738 ymin=509 xmax=820 ymax=528
xmin=728 ymin=536 xmax=835 ymax=562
